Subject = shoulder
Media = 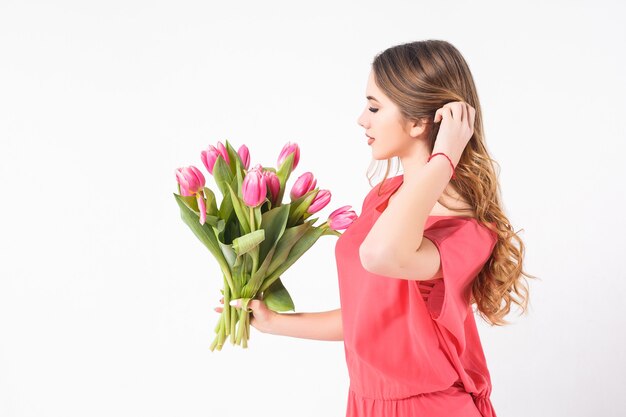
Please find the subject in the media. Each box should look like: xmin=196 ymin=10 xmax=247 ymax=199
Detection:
xmin=425 ymin=217 xmax=497 ymax=255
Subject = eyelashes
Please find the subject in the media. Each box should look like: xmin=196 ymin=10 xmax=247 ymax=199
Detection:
xmin=368 ymin=107 xmax=379 ymax=113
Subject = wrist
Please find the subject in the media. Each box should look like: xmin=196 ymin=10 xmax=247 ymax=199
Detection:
xmin=264 ymin=311 xmax=282 ymax=335
xmin=431 ymin=148 xmax=459 ymax=166
xmin=428 ymin=151 xmax=457 ymax=179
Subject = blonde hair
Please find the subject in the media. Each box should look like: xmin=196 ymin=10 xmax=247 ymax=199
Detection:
xmin=366 ymin=40 xmax=537 ymax=326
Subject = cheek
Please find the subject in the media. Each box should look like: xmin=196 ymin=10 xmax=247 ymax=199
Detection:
xmin=379 ymin=115 xmax=401 ymax=136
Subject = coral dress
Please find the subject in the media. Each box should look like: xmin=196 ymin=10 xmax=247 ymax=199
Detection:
xmin=335 ymin=174 xmax=498 ymax=417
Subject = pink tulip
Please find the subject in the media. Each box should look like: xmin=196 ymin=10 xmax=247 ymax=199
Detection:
xmin=237 ymin=144 xmax=250 ymax=170
xmin=263 ymin=170 xmax=281 ymax=206
xmin=307 ymin=189 xmax=331 ymax=214
xmin=175 ymin=166 xmax=207 ymax=225
xmin=327 ymin=205 xmax=357 ymax=230
xmin=290 ymin=172 xmax=317 ymax=200
xmin=242 ymin=169 xmax=267 ymax=207
xmin=201 ymin=141 xmax=230 ymax=175
xmin=277 ymin=142 xmax=300 ymax=171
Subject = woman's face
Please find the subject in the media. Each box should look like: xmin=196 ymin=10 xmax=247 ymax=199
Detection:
xmin=357 ymin=69 xmax=424 ymax=160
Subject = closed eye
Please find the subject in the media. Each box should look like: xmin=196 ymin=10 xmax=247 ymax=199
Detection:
xmin=368 ymin=107 xmax=378 ymax=113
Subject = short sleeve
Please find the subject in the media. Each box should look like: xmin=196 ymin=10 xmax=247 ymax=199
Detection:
xmin=420 ymin=218 xmax=497 ymax=355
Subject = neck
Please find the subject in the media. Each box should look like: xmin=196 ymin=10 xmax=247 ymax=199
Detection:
xmin=398 ymin=140 xmax=432 ymax=185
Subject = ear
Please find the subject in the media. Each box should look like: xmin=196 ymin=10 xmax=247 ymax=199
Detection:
xmin=405 ymin=117 xmax=429 ymax=138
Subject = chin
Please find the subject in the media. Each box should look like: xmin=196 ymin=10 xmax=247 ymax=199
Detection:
xmin=371 ymin=146 xmax=396 ymax=161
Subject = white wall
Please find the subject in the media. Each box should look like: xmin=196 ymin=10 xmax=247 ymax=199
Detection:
xmin=1 ymin=1 xmax=624 ymax=416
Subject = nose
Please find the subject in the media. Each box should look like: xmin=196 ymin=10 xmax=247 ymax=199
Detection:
xmin=357 ymin=109 xmax=368 ymax=129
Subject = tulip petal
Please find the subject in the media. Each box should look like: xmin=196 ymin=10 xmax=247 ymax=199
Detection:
xmin=197 ymin=193 xmax=206 ymax=225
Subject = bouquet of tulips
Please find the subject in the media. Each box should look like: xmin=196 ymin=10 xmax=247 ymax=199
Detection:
xmin=174 ymin=140 xmax=357 ymax=350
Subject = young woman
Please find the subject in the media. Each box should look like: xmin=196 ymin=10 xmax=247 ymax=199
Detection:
xmin=218 ymin=40 xmax=533 ymax=417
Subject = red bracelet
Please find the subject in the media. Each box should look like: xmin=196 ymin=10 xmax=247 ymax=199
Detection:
xmin=427 ymin=152 xmax=457 ymax=179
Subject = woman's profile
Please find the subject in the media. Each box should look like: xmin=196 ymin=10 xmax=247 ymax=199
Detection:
xmin=220 ymin=39 xmax=534 ymax=417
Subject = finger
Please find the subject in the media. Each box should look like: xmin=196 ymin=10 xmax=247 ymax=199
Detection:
xmin=469 ymin=106 xmax=476 ymax=132
xmin=214 ymin=306 xmax=223 ymax=313
xmin=450 ymin=102 xmax=463 ymax=123
xmin=442 ymin=102 xmax=454 ymax=121
xmin=220 ymin=297 xmax=224 ymax=304
xmin=229 ymin=298 xmax=254 ymax=310
xmin=439 ymin=106 xmax=452 ymax=120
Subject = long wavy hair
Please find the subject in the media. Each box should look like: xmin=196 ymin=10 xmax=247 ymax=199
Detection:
xmin=366 ymin=40 xmax=536 ymax=326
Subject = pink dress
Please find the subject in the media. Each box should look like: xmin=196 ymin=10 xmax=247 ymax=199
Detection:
xmin=335 ymin=174 xmax=498 ymax=417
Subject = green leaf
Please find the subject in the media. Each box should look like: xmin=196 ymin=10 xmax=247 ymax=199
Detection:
xmin=265 ymin=222 xmax=310 ymax=277
xmin=259 ymin=224 xmax=327 ymax=293
xmin=274 ymin=152 xmax=295 ymax=206
xmin=203 ymin=187 xmax=218 ymax=217
xmin=288 ymin=188 xmax=318 ymax=227
xmin=258 ymin=205 xmax=290 ymax=263
xmin=217 ymin=175 xmax=239 ymax=223
xmin=173 ymin=193 xmax=230 ymax=273
xmin=217 ymin=240 xmax=237 ymax=268
xmin=232 ymin=229 xmax=265 ymax=256
xmin=262 ymin=277 xmax=295 ymax=312
xmin=177 ymin=193 xmax=199 ymax=212
xmin=213 ymin=156 xmax=233 ymax=196
xmin=226 ymin=182 xmax=250 ymax=234
xmin=223 ymin=140 xmax=239 ymax=176
xmin=243 ymin=244 xmax=277 ymax=297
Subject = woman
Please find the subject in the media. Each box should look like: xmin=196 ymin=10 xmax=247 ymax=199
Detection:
xmin=219 ymin=40 xmax=534 ymax=417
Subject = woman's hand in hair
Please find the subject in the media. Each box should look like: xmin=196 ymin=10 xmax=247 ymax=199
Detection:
xmin=432 ymin=101 xmax=475 ymax=167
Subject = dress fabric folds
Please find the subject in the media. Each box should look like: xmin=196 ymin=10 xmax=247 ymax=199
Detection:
xmin=334 ymin=174 xmax=498 ymax=417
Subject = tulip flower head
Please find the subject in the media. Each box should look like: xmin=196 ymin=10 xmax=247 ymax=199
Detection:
xmin=277 ymin=142 xmax=300 ymax=172
xmin=327 ymin=205 xmax=357 ymax=230
xmin=290 ymin=172 xmax=317 ymax=200
xmin=242 ymin=168 xmax=267 ymax=207
xmin=263 ymin=170 xmax=281 ymax=207
xmin=307 ymin=189 xmax=331 ymax=214
xmin=237 ymin=144 xmax=250 ymax=170
xmin=175 ymin=166 xmax=207 ymax=225
xmin=201 ymin=141 xmax=230 ymax=175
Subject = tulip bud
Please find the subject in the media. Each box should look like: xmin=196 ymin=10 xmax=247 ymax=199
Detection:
xmin=237 ymin=144 xmax=250 ymax=170
xmin=327 ymin=205 xmax=357 ymax=230
xmin=290 ymin=172 xmax=317 ymax=200
xmin=307 ymin=189 xmax=331 ymax=214
xmin=242 ymin=169 xmax=267 ymax=207
xmin=263 ymin=170 xmax=281 ymax=206
xmin=201 ymin=141 xmax=230 ymax=175
xmin=175 ymin=166 xmax=207 ymax=225
xmin=249 ymin=163 xmax=263 ymax=173
xmin=175 ymin=166 xmax=206 ymax=196
xmin=277 ymin=142 xmax=300 ymax=172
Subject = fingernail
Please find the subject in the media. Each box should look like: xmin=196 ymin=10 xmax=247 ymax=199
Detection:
xmin=229 ymin=300 xmax=238 ymax=307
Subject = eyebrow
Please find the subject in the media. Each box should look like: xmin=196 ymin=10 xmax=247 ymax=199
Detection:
xmin=366 ymin=95 xmax=380 ymax=103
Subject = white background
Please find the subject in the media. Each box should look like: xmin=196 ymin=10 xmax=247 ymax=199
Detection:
xmin=1 ymin=1 xmax=625 ymax=416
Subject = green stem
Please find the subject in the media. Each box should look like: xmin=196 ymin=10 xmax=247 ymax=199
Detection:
xmin=214 ymin=309 xmax=222 ymax=333
xmin=242 ymin=313 xmax=249 ymax=349
xmin=230 ymin=303 xmax=237 ymax=344
xmin=249 ymin=206 xmax=255 ymax=232
xmin=235 ymin=309 xmax=248 ymax=345
xmin=223 ymin=277 xmax=231 ymax=338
